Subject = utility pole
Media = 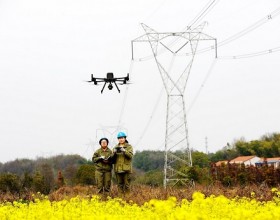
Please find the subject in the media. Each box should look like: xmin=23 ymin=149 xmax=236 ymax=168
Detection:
xmin=132 ymin=23 xmax=217 ymax=188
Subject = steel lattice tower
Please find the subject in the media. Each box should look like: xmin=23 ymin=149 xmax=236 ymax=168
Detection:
xmin=132 ymin=23 xmax=217 ymax=187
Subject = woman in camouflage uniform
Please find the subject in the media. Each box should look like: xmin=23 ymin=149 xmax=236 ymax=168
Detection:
xmin=112 ymin=132 xmax=133 ymax=194
xmin=92 ymin=138 xmax=113 ymax=194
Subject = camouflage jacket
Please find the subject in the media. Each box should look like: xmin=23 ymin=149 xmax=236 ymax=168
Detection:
xmin=112 ymin=143 xmax=133 ymax=173
xmin=92 ymin=147 xmax=113 ymax=172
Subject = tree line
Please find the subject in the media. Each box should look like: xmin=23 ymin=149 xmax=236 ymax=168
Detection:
xmin=0 ymin=133 xmax=280 ymax=194
xmin=132 ymin=133 xmax=280 ymax=186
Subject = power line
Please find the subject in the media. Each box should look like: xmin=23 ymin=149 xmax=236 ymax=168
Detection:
xmin=134 ymin=87 xmax=164 ymax=147
xmin=183 ymin=0 xmax=219 ymax=30
xmin=196 ymin=6 xmax=280 ymax=55
xmin=218 ymin=46 xmax=280 ymax=59
xmin=142 ymin=0 xmax=167 ymax=22
xmin=187 ymin=58 xmax=217 ymax=115
xmin=220 ymin=7 xmax=280 ymax=47
xmin=117 ymin=60 xmax=134 ymax=129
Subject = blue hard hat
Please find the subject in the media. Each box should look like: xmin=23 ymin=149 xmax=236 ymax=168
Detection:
xmin=117 ymin=131 xmax=127 ymax=138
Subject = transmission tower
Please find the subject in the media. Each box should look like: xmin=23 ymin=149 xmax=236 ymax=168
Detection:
xmin=132 ymin=23 xmax=217 ymax=188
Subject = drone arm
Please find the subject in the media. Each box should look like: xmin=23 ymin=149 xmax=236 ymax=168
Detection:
xmin=94 ymin=77 xmax=107 ymax=80
xmin=114 ymin=74 xmax=129 ymax=81
xmin=114 ymin=77 xmax=126 ymax=81
xmin=101 ymin=82 xmax=107 ymax=93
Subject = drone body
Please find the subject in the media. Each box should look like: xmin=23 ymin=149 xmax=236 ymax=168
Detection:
xmin=88 ymin=72 xmax=129 ymax=93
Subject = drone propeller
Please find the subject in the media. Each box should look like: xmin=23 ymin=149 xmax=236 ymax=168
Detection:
xmin=85 ymin=80 xmax=102 ymax=86
xmin=118 ymin=81 xmax=133 ymax=85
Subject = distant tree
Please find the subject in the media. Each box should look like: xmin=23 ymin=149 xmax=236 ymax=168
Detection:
xmin=271 ymin=142 xmax=280 ymax=157
xmin=64 ymin=165 xmax=78 ymax=186
xmin=32 ymin=171 xmax=45 ymax=193
xmin=133 ymin=151 xmax=164 ymax=172
xmin=50 ymin=154 xmax=88 ymax=171
xmin=39 ymin=163 xmax=55 ymax=194
xmin=261 ymin=133 xmax=280 ymax=142
xmin=0 ymin=159 xmax=34 ymax=175
xmin=133 ymin=170 xmax=163 ymax=186
xmin=75 ymin=164 xmax=95 ymax=185
xmin=191 ymin=166 xmax=201 ymax=182
xmin=181 ymin=165 xmax=199 ymax=181
xmin=191 ymin=151 xmax=210 ymax=168
xmin=209 ymin=145 xmax=238 ymax=162
xmin=197 ymin=167 xmax=213 ymax=185
xmin=21 ymin=172 xmax=33 ymax=190
xmin=232 ymin=133 xmax=280 ymax=158
xmin=0 ymin=173 xmax=20 ymax=193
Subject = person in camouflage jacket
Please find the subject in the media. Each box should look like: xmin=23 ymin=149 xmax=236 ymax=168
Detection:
xmin=112 ymin=132 xmax=133 ymax=194
xmin=92 ymin=138 xmax=113 ymax=194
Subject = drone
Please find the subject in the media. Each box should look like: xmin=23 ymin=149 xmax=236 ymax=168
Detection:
xmin=87 ymin=72 xmax=129 ymax=93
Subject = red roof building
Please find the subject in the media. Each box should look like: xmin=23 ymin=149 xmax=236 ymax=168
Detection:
xmin=230 ymin=155 xmax=260 ymax=166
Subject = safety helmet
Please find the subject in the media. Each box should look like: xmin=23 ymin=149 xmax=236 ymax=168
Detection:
xmin=99 ymin=137 xmax=109 ymax=145
xmin=117 ymin=131 xmax=127 ymax=138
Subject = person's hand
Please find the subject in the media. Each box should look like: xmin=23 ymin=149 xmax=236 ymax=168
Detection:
xmin=120 ymin=147 xmax=126 ymax=152
xmin=100 ymin=156 xmax=105 ymax=159
xmin=113 ymin=148 xmax=117 ymax=153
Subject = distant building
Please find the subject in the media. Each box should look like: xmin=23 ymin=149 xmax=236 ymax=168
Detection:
xmin=230 ymin=156 xmax=260 ymax=167
xmin=255 ymin=157 xmax=280 ymax=168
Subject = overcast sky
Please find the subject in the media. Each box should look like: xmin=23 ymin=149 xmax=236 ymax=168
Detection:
xmin=0 ymin=0 xmax=280 ymax=163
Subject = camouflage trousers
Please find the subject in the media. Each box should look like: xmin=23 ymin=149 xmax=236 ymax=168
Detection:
xmin=115 ymin=172 xmax=131 ymax=194
xmin=95 ymin=170 xmax=112 ymax=194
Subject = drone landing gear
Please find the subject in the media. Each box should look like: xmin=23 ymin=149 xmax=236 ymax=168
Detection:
xmin=101 ymin=82 xmax=120 ymax=93
xmin=113 ymin=82 xmax=120 ymax=93
xmin=101 ymin=82 xmax=107 ymax=94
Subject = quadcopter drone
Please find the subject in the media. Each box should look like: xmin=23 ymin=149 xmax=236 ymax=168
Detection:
xmin=87 ymin=72 xmax=129 ymax=93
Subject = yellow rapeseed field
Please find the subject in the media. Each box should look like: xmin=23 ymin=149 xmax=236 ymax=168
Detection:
xmin=0 ymin=189 xmax=280 ymax=220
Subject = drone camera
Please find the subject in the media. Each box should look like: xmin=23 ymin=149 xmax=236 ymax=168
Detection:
xmin=108 ymin=84 xmax=113 ymax=90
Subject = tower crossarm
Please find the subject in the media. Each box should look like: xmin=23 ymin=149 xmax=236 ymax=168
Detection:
xmin=132 ymin=32 xmax=215 ymax=43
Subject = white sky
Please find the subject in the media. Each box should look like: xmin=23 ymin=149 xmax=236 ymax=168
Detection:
xmin=0 ymin=0 xmax=280 ymax=162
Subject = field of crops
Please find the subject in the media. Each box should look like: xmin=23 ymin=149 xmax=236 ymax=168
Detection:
xmin=1 ymin=188 xmax=280 ymax=220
